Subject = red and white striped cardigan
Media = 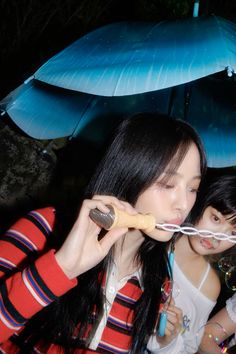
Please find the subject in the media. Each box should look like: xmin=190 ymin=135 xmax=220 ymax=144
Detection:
xmin=0 ymin=207 xmax=143 ymax=353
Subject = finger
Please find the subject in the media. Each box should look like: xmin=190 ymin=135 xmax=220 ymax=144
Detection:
xmin=167 ymin=304 xmax=183 ymax=317
xmin=92 ymin=195 xmax=126 ymax=210
xmin=99 ymin=227 xmax=128 ymax=253
xmin=85 ymin=199 xmax=111 ymax=214
xmin=166 ymin=312 xmax=183 ymax=335
xmin=166 ymin=313 xmax=178 ymax=326
xmin=92 ymin=196 xmax=138 ymax=215
xmin=163 ymin=327 xmax=172 ymax=337
xmin=165 ymin=322 xmax=176 ymax=337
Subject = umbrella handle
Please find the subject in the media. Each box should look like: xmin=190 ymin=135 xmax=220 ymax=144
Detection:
xmin=89 ymin=204 xmax=156 ymax=232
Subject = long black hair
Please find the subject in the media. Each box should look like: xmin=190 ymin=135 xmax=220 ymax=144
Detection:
xmin=16 ymin=113 xmax=206 ymax=353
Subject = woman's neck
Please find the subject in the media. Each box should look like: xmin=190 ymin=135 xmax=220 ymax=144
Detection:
xmin=175 ymin=235 xmax=202 ymax=264
xmin=113 ymin=229 xmax=144 ymax=280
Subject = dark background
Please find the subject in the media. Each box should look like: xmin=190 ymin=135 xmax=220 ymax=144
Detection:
xmin=0 ymin=0 xmax=236 ymax=331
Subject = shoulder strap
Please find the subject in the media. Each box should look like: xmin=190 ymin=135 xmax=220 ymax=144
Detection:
xmin=198 ymin=263 xmax=210 ymax=290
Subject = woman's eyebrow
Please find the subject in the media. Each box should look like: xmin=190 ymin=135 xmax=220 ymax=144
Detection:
xmin=163 ymin=171 xmax=201 ymax=180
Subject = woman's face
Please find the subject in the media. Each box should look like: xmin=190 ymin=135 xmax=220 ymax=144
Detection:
xmin=134 ymin=143 xmax=201 ymax=242
xmin=188 ymin=206 xmax=236 ymax=255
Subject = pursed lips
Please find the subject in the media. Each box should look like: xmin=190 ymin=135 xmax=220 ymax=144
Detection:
xmin=200 ymin=238 xmax=220 ymax=250
xmin=165 ymin=218 xmax=183 ymax=226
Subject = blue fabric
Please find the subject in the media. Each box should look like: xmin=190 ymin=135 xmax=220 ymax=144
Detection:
xmin=1 ymin=76 xmax=235 ymax=167
xmin=0 ymin=81 xmax=93 ymax=139
xmin=33 ymin=15 xmax=236 ymax=96
xmin=0 ymin=14 xmax=236 ymax=167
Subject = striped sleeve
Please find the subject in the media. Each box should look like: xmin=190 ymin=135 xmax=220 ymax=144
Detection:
xmin=0 ymin=250 xmax=77 ymax=343
xmin=0 ymin=207 xmax=56 ymax=278
xmin=0 ymin=208 xmax=78 ymax=343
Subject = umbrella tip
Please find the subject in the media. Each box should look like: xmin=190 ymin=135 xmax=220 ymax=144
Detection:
xmin=226 ymin=66 xmax=234 ymax=77
xmin=193 ymin=0 xmax=200 ymax=17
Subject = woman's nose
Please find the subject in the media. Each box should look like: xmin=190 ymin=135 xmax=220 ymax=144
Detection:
xmin=221 ymin=223 xmax=233 ymax=235
xmin=174 ymin=189 xmax=189 ymax=214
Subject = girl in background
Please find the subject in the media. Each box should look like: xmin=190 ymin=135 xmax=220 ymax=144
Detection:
xmin=154 ymin=169 xmax=236 ymax=353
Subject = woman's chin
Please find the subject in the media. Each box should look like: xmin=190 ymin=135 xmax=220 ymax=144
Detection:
xmin=146 ymin=229 xmax=173 ymax=242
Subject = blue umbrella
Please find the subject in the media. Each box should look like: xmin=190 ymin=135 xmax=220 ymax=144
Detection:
xmin=0 ymin=79 xmax=170 ymax=140
xmin=0 ymin=14 xmax=236 ymax=167
xmin=33 ymin=14 xmax=236 ymax=96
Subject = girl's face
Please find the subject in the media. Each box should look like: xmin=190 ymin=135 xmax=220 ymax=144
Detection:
xmin=134 ymin=143 xmax=201 ymax=242
xmin=188 ymin=206 xmax=236 ymax=255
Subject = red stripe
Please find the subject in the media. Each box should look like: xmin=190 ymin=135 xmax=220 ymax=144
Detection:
xmin=99 ymin=277 xmax=142 ymax=352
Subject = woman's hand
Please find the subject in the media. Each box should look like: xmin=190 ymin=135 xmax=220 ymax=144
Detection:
xmin=55 ymin=196 xmax=136 ymax=279
xmin=157 ymin=299 xmax=183 ymax=348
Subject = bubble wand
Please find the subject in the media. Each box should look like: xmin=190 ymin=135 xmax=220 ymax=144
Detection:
xmin=89 ymin=205 xmax=236 ymax=243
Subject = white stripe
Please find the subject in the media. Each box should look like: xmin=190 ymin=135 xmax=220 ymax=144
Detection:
xmin=109 ymin=313 xmax=132 ymax=327
xmin=32 ymin=211 xmax=52 ymax=232
xmin=22 ymin=270 xmax=47 ymax=307
xmin=117 ymin=291 xmax=134 ymax=302
xmin=0 ymin=311 xmax=19 ymax=330
xmin=8 ymin=229 xmax=37 ymax=250
xmin=0 ymin=257 xmax=16 ymax=268
xmin=99 ymin=340 xmax=128 ymax=352
xmin=0 ymin=346 xmax=6 ymax=353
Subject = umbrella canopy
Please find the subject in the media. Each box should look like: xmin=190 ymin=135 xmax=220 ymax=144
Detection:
xmin=1 ymin=74 xmax=235 ymax=168
xmin=0 ymin=14 xmax=236 ymax=168
xmin=33 ymin=14 xmax=236 ymax=96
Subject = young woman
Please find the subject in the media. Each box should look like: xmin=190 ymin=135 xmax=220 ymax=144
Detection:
xmin=0 ymin=112 xmax=206 ymax=353
xmin=157 ymin=169 xmax=236 ymax=353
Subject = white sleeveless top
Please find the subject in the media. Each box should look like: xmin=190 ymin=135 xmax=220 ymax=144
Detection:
xmin=225 ymin=293 xmax=236 ymax=347
xmin=226 ymin=293 xmax=236 ymax=323
xmin=173 ymin=260 xmax=216 ymax=353
xmin=146 ymin=260 xmax=216 ymax=353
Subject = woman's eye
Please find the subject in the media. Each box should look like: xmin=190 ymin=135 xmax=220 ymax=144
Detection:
xmin=157 ymin=182 xmax=174 ymax=189
xmin=189 ymin=187 xmax=199 ymax=193
xmin=164 ymin=184 xmax=174 ymax=189
xmin=212 ymin=214 xmax=220 ymax=223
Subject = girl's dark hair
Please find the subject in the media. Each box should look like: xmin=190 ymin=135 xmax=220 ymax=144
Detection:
xmin=187 ymin=167 xmax=236 ymax=268
xmin=16 ymin=113 xmax=206 ymax=353
xmin=188 ymin=167 xmax=236 ymax=226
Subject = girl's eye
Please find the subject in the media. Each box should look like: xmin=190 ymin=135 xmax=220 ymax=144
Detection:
xmin=212 ymin=214 xmax=220 ymax=223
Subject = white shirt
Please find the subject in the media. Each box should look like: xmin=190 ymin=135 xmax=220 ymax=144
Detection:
xmin=147 ymin=260 xmax=216 ymax=354
xmin=226 ymin=293 xmax=236 ymax=323
xmin=89 ymin=261 xmax=142 ymax=350
xmin=226 ymin=293 xmax=236 ymax=347
xmin=89 ymin=258 xmax=216 ymax=353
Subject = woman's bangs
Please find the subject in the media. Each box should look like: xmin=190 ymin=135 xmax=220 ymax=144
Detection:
xmin=165 ymin=139 xmax=191 ymax=176
xmin=226 ymin=213 xmax=236 ymax=226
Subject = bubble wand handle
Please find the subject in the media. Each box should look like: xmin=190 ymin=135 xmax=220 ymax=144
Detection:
xmin=89 ymin=205 xmax=236 ymax=243
xmin=89 ymin=205 xmax=156 ymax=233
